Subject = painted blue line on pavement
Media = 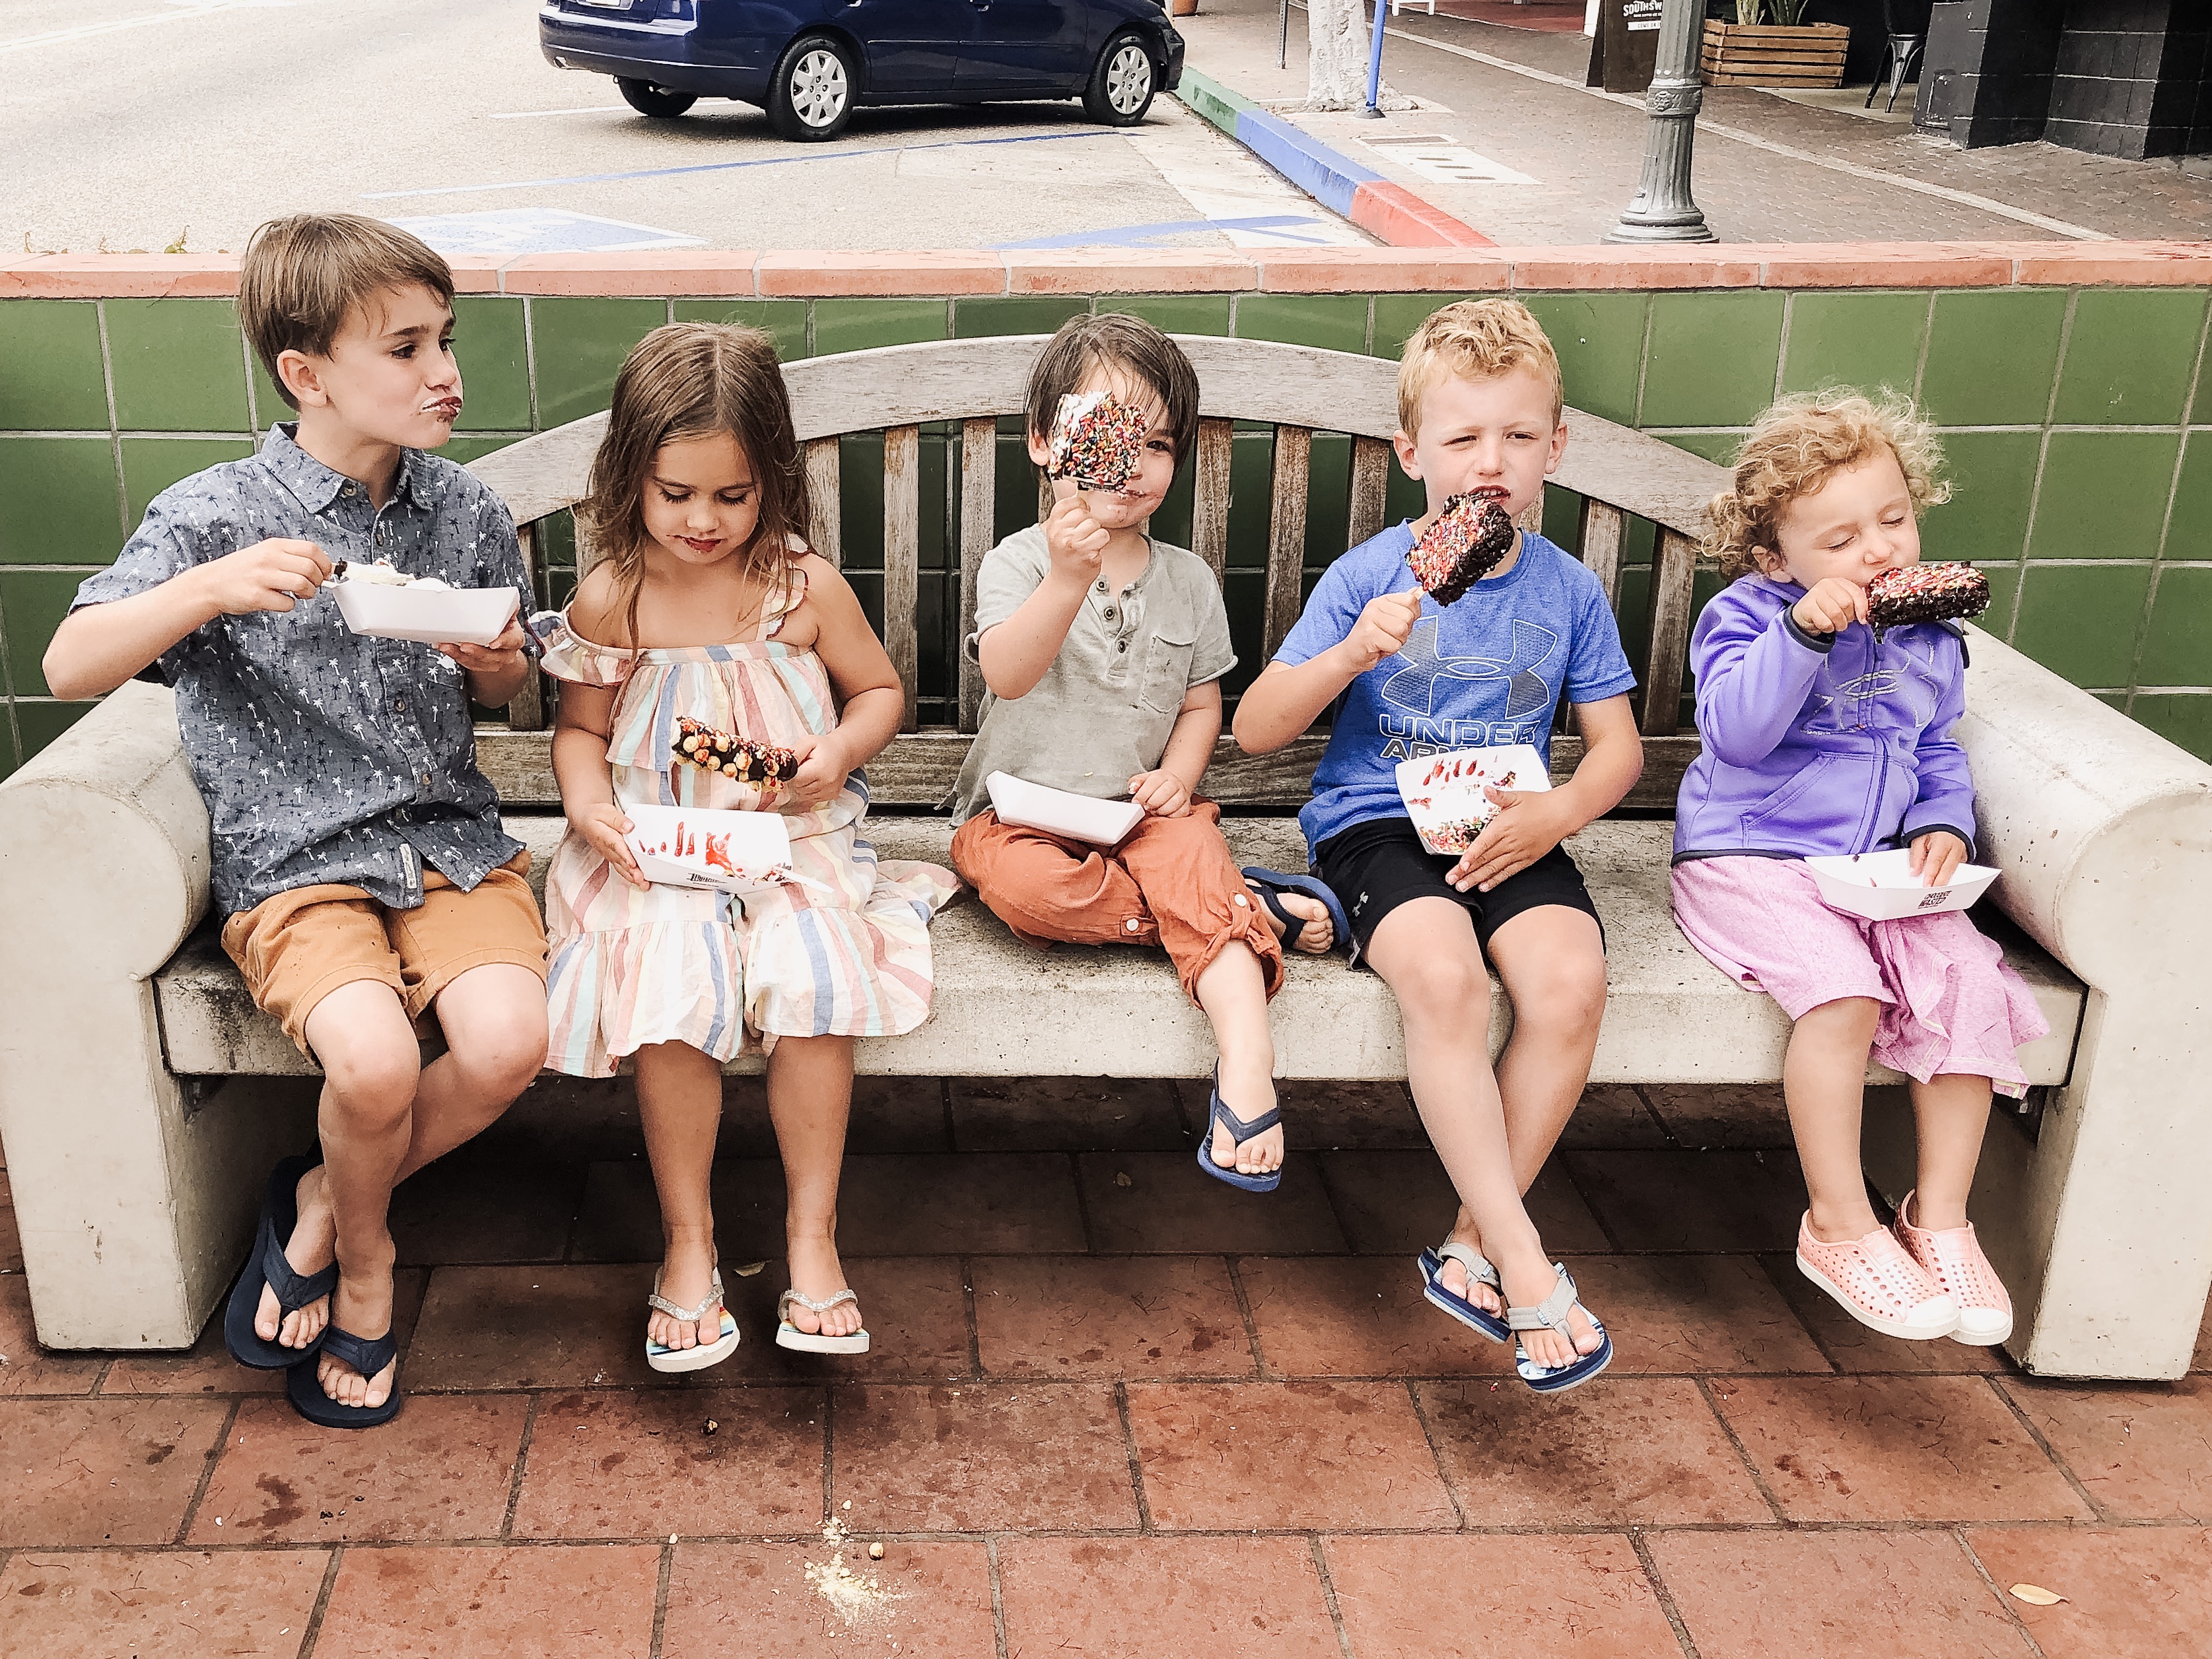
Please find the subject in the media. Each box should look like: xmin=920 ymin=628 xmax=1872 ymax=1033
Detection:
xmin=1230 ymin=109 xmax=1383 ymax=221
xmin=994 ymin=215 xmax=1327 ymax=250
xmin=364 ymin=129 xmax=1113 ymax=202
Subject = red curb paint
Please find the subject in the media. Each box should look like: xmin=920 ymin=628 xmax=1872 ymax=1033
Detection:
xmin=1350 ymin=182 xmax=1494 ymax=249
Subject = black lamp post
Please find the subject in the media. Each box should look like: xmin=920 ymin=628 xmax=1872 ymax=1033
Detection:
xmin=1606 ymin=0 xmax=1717 ymax=243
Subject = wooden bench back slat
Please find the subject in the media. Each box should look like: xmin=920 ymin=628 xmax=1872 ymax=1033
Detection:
xmin=1577 ymin=498 xmax=1625 ymax=605
xmin=1263 ymin=425 xmax=1312 ymax=661
xmin=1642 ymin=529 xmax=1700 ymax=737
xmin=1191 ymin=417 xmax=1235 ymax=582
xmin=805 ymin=436 xmax=843 ymax=568
xmin=881 ymin=425 xmax=922 ymax=733
xmin=1348 ymin=436 xmax=1391 ymax=551
xmin=509 ymin=522 xmax=547 ymax=731
xmin=958 ymin=417 xmax=996 ymax=733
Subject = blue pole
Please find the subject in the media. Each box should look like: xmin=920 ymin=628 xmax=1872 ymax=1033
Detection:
xmin=1360 ymin=0 xmax=1388 ymax=117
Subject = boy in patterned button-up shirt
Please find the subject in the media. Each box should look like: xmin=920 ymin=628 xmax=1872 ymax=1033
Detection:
xmin=46 ymin=216 xmax=551 ymax=1427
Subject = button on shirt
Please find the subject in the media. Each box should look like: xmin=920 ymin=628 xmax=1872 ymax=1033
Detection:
xmin=70 ymin=424 xmax=533 ymax=916
xmin=949 ymin=525 xmax=1234 ymax=823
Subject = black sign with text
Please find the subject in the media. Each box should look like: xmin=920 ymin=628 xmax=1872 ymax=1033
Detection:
xmin=1587 ymin=0 xmax=1665 ymax=94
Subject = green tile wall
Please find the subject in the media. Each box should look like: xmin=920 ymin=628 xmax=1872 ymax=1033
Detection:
xmin=1 ymin=282 xmax=2207 ymax=777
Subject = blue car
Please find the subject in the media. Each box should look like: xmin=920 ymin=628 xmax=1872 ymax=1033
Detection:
xmin=538 ymin=1 xmax=1185 ymax=142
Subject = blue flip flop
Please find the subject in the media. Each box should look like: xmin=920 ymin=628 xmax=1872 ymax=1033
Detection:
xmin=1508 ymin=1264 xmax=1614 ymax=1394
xmin=1194 ymin=1067 xmax=1284 ymax=1193
xmin=286 ymin=1324 xmax=402 ymax=1429
xmin=223 ymin=1155 xmax=337 ymax=1370
xmin=1418 ymin=1242 xmax=1511 ymax=1343
xmin=1239 ymin=867 xmax=1350 ymax=954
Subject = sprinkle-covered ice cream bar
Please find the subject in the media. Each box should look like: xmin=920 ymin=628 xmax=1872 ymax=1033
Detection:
xmin=1408 ymin=494 xmax=1515 ymax=605
xmin=1865 ymin=562 xmax=1991 ymax=630
xmin=1046 ymin=390 xmax=1149 ymax=493
xmin=672 ymin=716 xmax=797 ymax=784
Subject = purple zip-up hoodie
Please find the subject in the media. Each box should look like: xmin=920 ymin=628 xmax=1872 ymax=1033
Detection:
xmin=1673 ymin=572 xmax=1978 ymax=863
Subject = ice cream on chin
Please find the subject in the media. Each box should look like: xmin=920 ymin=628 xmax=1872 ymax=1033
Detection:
xmin=1408 ymin=494 xmax=1515 ymax=605
xmin=1046 ymin=391 xmax=1148 ymax=494
xmin=1865 ymin=562 xmax=1991 ymax=630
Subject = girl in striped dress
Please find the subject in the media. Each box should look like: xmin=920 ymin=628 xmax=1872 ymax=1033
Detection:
xmin=537 ymin=323 xmax=955 ymax=1372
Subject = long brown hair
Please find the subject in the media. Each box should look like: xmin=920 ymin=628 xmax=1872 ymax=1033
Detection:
xmin=578 ymin=322 xmax=812 ymax=659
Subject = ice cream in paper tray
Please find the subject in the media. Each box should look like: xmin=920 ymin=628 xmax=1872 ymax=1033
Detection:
xmin=622 ymin=801 xmax=799 ymax=894
xmin=1395 ymin=745 xmax=1550 ymax=855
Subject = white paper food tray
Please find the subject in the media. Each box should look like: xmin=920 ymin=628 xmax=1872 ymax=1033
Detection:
xmin=333 ymin=580 xmax=518 ymax=646
xmin=986 ymin=772 xmax=1146 ymax=846
xmin=1803 ymin=848 xmax=1999 ymax=920
xmin=1393 ymin=745 xmax=1550 ymax=856
xmin=621 ymin=801 xmax=796 ymax=893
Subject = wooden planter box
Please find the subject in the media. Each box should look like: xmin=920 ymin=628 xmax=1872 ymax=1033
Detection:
xmin=1700 ymin=20 xmax=1850 ymax=88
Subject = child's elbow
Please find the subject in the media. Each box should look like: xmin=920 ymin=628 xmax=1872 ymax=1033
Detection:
xmin=42 ymin=634 xmax=102 ymax=702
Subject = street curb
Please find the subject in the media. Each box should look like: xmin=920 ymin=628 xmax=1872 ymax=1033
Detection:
xmin=1174 ymin=67 xmax=1492 ymax=249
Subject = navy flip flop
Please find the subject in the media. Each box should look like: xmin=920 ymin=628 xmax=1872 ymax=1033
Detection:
xmin=1195 ymin=1066 xmax=1284 ymax=1194
xmin=1509 ymin=1264 xmax=1614 ymax=1395
xmin=223 ymin=1155 xmax=337 ymax=1370
xmin=1240 ymin=867 xmax=1350 ymax=954
xmin=286 ymin=1324 xmax=402 ymax=1429
xmin=1418 ymin=1242 xmax=1511 ymax=1343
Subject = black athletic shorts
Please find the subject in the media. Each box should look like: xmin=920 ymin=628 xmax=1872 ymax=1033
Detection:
xmin=1313 ymin=815 xmax=1602 ymax=965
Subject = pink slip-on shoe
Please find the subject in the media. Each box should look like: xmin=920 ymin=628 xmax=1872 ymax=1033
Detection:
xmin=1796 ymin=1213 xmax=1959 ymax=1340
xmin=1893 ymin=1191 xmax=2014 ymax=1346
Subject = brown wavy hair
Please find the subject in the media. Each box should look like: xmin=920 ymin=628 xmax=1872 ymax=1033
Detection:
xmin=578 ymin=322 xmax=811 ymax=660
xmin=1706 ymin=389 xmax=1951 ymax=581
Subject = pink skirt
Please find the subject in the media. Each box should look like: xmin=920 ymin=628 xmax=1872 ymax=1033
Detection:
xmin=1671 ymin=855 xmax=2048 ymax=1093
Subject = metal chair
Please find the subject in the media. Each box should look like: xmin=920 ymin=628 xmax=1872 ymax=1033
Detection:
xmin=1866 ymin=0 xmax=1933 ymax=112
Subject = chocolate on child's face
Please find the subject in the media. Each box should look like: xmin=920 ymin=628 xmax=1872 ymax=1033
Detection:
xmin=1029 ymin=368 xmax=1175 ymax=527
xmin=642 ymin=431 xmax=761 ymax=568
xmin=286 ymin=283 xmax=464 ymax=452
xmin=1764 ymin=451 xmax=1920 ymax=592
xmin=1395 ymin=365 xmax=1562 ymax=527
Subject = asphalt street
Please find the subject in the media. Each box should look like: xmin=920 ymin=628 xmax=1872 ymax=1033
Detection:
xmin=6 ymin=0 xmax=1369 ymax=256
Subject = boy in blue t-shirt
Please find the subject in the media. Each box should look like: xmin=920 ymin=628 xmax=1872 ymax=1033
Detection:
xmin=1234 ymin=299 xmax=1643 ymax=1394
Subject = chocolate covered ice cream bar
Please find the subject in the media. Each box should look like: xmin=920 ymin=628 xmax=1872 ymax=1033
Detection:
xmin=1408 ymin=494 xmax=1515 ymax=605
xmin=672 ymin=716 xmax=797 ymax=784
xmin=1046 ymin=391 xmax=1149 ymax=493
xmin=1866 ymin=563 xmax=1991 ymax=630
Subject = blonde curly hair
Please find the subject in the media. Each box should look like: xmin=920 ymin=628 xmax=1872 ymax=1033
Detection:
xmin=1705 ymin=390 xmax=1951 ymax=581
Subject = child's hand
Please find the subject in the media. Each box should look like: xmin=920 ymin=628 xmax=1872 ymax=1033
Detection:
xmin=1043 ymin=489 xmax=1109 ymax=592
xmin=572 ymin=803 xmax=648 ymax=889
xmin=1910 ymin=829 xmax=1969 ymax=887
xmin=1128 ymin=768 xmax=1191 ymax=817
xmin=1341 ymin=589 xmax=1424 ymax=672
xmin=783 ymin=731 xmax=853 ymax=809
xmin=436 ymin=615 xmax=528 ymax=675
xmin=195 ymin=538 xmax=333 ymax=617
xmin=1449 ymin=786 xmax=1573 ymax=893
xmin=1792 ymin=577 xmax=1869 ymax=635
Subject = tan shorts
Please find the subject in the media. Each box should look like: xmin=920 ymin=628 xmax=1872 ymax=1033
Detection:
xmin=221 ymin=852 xmax=549 ymax=1057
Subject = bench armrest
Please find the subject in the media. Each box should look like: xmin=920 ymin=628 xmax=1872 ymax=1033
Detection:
xmin=0 ymin=679 xmax=210 ymax=983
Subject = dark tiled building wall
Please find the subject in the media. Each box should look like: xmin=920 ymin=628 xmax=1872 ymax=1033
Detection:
xmin=2 ymin=287 xmax=2209 ymax=772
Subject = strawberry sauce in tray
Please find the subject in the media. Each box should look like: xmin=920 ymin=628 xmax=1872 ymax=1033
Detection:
xmin=1393 ymin=745 xmax=1550 ymax=856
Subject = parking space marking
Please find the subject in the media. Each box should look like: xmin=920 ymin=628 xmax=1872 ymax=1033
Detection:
xmin=364 ymin=129 xmax=1116 ymax=202
xmin=1 ymin=0 xmax=289 ymax=56
xmin=489 ymin=105 xmax=630 ymax=121
xmin=386 ymin=208 xmax=705 ymax=257
xmin=996 ymin=215 xmax=1334 ymax=250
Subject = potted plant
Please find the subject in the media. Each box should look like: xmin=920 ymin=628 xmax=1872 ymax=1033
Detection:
xmin=1701 ymin=0 xmax=1851 ymax=88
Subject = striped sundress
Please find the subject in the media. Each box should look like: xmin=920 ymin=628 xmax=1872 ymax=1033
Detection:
xmin=534 ymin=563 xmax=957 ymax=1077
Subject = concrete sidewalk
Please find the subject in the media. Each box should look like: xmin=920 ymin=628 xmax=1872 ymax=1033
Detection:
xmin=1179 ymin=0 xmax=2212 ymax=245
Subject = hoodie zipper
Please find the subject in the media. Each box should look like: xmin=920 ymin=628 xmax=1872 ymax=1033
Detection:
xmin=1859 ymin=628 xmax=1888 ymax=850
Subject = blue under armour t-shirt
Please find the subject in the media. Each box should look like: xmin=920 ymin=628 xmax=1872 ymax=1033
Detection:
xmin=1272 ymin=524 xmax=1637 ymax=856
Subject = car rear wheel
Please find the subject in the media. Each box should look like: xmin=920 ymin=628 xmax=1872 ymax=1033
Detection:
xmin=1082 ymin=31 xmax=1155 ymax=126
xmin=617 ymin=78 xmax=697 ymax=118
xmin=768 ymin=34 xmax=856 ymax=141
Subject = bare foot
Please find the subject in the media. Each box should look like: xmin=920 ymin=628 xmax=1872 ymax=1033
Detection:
xmin=317 ymin=1268 xmax=397 ymax=1410
xmin=1209 ymin=1059 xmax=1283 ymax=1177
xmin=256 ymin=1165 xmax=333 ymax=1351
xmin=648 ymin=1231 xmax=724 ymax=1353
xmin=1496 ymin=1252 xmax=1602 ymax=1372
xmin=784 ymin=1233 xmax=863 ymax=1339
xmin=1432 ymin=1207 xmax=1504 ymax=1318
xmin=1249 ymin=882 xmax=1334 ymax=954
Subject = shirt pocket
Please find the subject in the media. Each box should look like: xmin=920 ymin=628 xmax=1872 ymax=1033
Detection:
xmin=1138 ymin=624 xmax=1198 ymax=716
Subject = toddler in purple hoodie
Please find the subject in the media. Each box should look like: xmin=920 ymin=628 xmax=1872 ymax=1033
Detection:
xmin=1672 ymin=392 xmax=2046 ymax=1351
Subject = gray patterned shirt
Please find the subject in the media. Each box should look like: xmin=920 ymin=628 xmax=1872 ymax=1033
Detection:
xmin=72 ymin=424 xmax=531 ymax=916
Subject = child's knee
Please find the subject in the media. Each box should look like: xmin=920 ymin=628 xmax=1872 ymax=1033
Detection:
xmin=1391 ymin=949 xmax=1491 ymax=1022
xmin=1517 ymin=952 xmax=1608 ymax=1034
xmin=448 ymin=1000 xmax=551 ymax=1094
xmin=322 ymin=1038 xmax=421 ymax=1126
xmin=1796 ymin=996 xmax=1882 ymax=1044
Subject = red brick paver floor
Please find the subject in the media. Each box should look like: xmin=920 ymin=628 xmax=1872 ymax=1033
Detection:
xmin=1 ymin=1078 xmax=2205 ymax=1656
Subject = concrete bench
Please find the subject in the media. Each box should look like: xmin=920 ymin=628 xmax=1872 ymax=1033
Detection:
xmin=1 ymin=335 xmax=2206 ymax=1380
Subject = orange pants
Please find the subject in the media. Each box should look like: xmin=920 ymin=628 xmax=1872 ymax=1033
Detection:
xmin=951 ymin=797 xmax=1284 ymax=1004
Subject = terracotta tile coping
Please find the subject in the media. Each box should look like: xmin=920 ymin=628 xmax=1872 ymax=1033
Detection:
xmin=2 ymin=244 xmax=2205 ymax=299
